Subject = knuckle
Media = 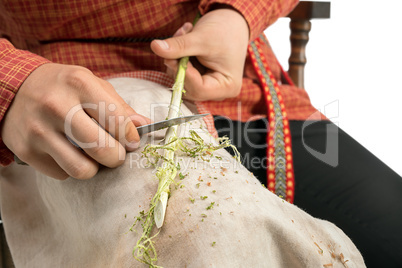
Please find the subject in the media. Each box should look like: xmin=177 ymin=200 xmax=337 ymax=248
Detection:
xmin=27 ymin=121 xmax=47 ymax=140
xmin=90 ymin=144 xmax=125 ymax=168
xmin=40 ymin=94 xmax=65 ymax=119
xmin=189 ymin=90 xmax=203 ymax=100
xmin=63 ymin=67 xmax=93 ymax=93
xmin=173 ymin=37 xmax=189 ymax=53
xmin=189 ymin=88 xmax=207 ymax=101
xmin=91 ymin=145 xmax=110 ymax=160
xmin=109 ymin=109 xmax=138 ymax=142
xmin=99 ymin=79 xmax=115 ymax=91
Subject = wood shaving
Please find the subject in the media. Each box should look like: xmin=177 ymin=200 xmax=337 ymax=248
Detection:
xmin=340 ymin=253 xmax=349 ymax=268
xmin=314 ymin=242 xmax=323 ymax=255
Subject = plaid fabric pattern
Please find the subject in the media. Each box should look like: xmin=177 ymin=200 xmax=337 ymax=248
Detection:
xmin=0 ymin=0 xmax=322 ymax=167
xmin=199 ymin=0 xmax=298 ymax=41
xmin=0 ymin=39 xmax=50 ymax=165
xmin=104 ymin=71 xmax=219 ymax=138
xmin=104 ymin=71 xmax=175 ymax=89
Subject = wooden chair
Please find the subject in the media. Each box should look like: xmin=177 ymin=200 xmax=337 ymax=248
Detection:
xmin=286 ymin=1 xmax=331 ymax=89
xmin=0 ymin=2 xmax=330 ymax=267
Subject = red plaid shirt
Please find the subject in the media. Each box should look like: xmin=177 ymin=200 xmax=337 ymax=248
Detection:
xmin=0 ymin=0 xmax=319 ymax=166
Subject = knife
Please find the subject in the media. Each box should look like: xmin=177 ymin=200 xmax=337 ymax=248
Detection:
xmin=136 ymin=113 xmax=208 ymax=135
xmin=14 ymin=113 xmax=209 ymax=165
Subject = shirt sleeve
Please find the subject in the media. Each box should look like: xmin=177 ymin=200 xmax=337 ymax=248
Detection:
xmin=198 ymin=0 xmax=299 ymax=41
xmin=0 ymin=38 xmax=50 ymax=166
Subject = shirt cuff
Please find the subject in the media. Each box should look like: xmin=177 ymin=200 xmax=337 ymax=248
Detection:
xmin=198 ymin=0 xmax=299 ymax=41
xmin=0 ymin=38 xmax=51 ymax=166
xmin=0 ymin=143 xmax=14 ymax=166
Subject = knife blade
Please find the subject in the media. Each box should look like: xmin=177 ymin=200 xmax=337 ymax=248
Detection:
xmin=137 ymin=113 xmax=209 ymax=135
xmin=14 ymin=113 xmax=209 ymax=165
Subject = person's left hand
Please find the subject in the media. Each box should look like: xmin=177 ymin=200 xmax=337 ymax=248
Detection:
xmin=150 ymin=7 xmax=249 ymax=101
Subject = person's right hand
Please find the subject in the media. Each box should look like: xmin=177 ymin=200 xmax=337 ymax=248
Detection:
xmin=1 ymin=63 xmax=150 ymax=180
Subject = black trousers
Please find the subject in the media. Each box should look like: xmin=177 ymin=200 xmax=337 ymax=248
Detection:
xmin=214 ymin=116 xmax=402 ymax=268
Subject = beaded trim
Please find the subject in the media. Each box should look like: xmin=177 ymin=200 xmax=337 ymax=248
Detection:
xmin=248 ymin=35 xmax=295 ymax=203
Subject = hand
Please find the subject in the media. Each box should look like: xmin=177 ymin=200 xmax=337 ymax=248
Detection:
xmin=1 ymin=63 xmax=150 ymax=180
xmin=150 ymin=7 xmax=249 ymax=101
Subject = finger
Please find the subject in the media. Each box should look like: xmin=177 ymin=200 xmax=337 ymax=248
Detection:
xmin=127 ymin=114 xmax=151 ymax=151
xmin=164 ymin=59 xmax=213 ymax=100
xmin=130 ymin=113 xmax=151 ymax=127
xmin=163 ymin=53 xmax=238 ymax=101
xmin=46 ymin=132 xmax=99 ymax=180
xmin=26 ymin=153 xmax=69 ymax=180
xmin=150 ymin=31 xmax=200 ymax=60
xmin=64 ymin=108 xmax=126 ymax=168
xmin=80 ymin=78 xmax=144 ymax=148
xmin=173 ymin=22 xmax=193 ymax=37
xmin=121 ymin=98 xmax=151 ymax=126
xmin=165 ymin=56 xmax=207 ymax=77
xmin=161 ymin=23 xmax=193 ymax=79
xmin=164 ymin=59 xmax=178 ymax=79
xmin=182 ymin=63 xmax=240 ymax=101
xmin=164 ymin=57 xmax=233 ymax=101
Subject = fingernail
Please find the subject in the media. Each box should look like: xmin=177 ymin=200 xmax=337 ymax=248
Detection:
xmin=126 ymin=140 xmax=140 ymax=151
xmin=155 ymin=40 xmax=169 ymax=50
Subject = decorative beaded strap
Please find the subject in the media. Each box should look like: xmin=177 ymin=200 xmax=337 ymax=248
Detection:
xmin=248 ymin=35 xmax=295 ymax=203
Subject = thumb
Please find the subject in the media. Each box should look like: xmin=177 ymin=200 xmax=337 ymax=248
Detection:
xmin=150 ymin=23 xmax=198 ymax=59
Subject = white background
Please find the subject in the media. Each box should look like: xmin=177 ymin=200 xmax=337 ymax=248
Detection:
xmin=264 ymin=0 xmax=402 ymax=176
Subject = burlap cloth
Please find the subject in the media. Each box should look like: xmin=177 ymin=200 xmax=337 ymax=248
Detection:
xmin=0 ymin=78 xmax=365 ymax=267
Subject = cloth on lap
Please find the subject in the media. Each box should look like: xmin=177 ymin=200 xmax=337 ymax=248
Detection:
xmin=0 ymin=77 xmax=365 ymax=267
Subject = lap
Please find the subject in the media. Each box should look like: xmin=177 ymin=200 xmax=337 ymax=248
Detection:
xmin=291 ymin=120 xmax=402 ymax=267
xmin=214 ymin=117 xmax=402 ymax=267
xmin=0 ymin=79 xmax=364 ymax=267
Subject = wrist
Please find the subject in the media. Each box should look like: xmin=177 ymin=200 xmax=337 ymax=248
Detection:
xmin=206 ymin=4 xmax=250 ymax=39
